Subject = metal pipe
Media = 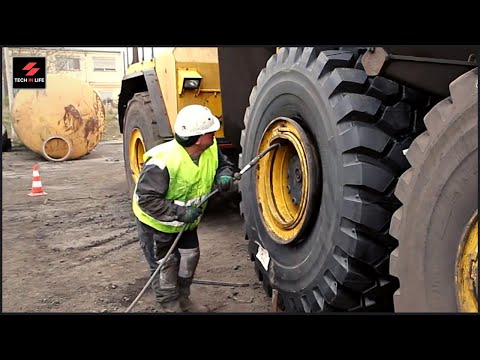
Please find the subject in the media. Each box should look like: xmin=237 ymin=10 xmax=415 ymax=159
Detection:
xmin=132 ymin=47 xmax=139 ymax=63
xmin=192 ymin=279 xmax=250 ymax=287
xmin=234 ymin=143 xmax=280 ymax=180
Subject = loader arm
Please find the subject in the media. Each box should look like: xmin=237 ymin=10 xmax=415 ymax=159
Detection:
xmin=363 ymin=46 xmax=477 ymax=97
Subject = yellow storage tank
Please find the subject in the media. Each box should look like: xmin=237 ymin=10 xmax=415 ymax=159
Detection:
xmin=12 ymin=74 xmax=106 ymax=161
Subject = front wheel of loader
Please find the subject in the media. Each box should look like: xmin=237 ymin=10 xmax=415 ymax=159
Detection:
xmin=240 ymin=47 xmax=431 ymax=312
xmin=389 ymin=68 xmax=478 ymax=312
xmin=123 ymin=92 xmax=166 ymax=196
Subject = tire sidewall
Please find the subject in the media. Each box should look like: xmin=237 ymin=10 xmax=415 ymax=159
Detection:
xmin=427 ymin=149 xmax=477 ymax=310
xmin=398 ymin=106 xmax=478 ymax=311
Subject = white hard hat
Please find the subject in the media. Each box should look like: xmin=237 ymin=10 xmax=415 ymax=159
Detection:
xmin=174 ymin=105 xmax=220 ymax=137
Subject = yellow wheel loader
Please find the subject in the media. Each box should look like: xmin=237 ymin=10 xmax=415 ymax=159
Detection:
xmin=118 ymin=46 xmax=477 ymax=313
xmin=117 ymin=48 xmax=235 ymax=194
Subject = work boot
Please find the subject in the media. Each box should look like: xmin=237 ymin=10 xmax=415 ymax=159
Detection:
xmin=177 ymin=248 xmax=209 ymax=312
xmin=151 ymin=253 xmax=181 ymax=312
xmin=178 ymin=276 xmax=209 ymax=312
xmin=157 ymin=299 xmax=182 ymax=313
xmin=178 ymin=295 xmax=209 ymax=312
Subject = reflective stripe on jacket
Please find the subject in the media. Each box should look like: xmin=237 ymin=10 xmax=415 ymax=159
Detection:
xmin=132 ymin=139 xmax=218 ymax=233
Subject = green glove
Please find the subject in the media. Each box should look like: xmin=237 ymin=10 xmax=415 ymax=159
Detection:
xmin=177 ymin=206 xmax=202 ymax=224
xmin=216 ymin=175 xmax=234 ymax=192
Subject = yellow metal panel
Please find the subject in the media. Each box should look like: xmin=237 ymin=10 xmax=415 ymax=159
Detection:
xmin=125 ymin=59 xmax=155 ymax=74
xmin=172 ymin=47 xmax=218 ymax=63
xmin=176 ymin=62 xmax=220 ymax=92
xmin=142 ymin=47 xmax=225 ymax=139
xmin=176 ymin=61 xmax=224 ymax=139
xmin=154 ymin=50 xmax=178 ymax=130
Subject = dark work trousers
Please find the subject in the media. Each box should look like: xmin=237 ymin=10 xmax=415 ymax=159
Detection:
xmin=135 ymin=218 xmax=199 ymax=304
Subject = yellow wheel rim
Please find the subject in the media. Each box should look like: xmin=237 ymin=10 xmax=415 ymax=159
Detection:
xmin=256 ymin=118 xmax=319 ymax=244
xmin=129 ymin=128 xmax=146 ymax=183
xmin=456 ymin=210 xmax=478 ymax=312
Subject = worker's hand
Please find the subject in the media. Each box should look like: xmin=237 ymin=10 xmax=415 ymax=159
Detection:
xmin=177 ymin=206 xmax=203 ymax=224
xmin=216 ymin=175 xmax=234 ymax=192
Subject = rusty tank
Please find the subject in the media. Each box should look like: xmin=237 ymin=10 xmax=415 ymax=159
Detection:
xmin=12 ymin=74 xmax=106 ymax=161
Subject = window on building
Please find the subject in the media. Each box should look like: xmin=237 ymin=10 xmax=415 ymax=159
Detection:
xmin=93 ymin=57 xmax=116 ymax=72
xmin=55 ymin=57 xmax=81 ymax=71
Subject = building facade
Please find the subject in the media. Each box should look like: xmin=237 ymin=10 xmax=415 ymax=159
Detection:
xmin=6 ymin=47 xmax=125 ymax=104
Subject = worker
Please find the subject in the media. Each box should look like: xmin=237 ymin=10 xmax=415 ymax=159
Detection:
xmin=132 ymin=104 xmax=237 ymax=312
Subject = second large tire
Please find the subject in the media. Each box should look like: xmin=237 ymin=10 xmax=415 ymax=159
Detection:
xmin=240 ymin=47 xmax=432 ymax=312
xmin=389 ymin=68 xmax=478 ymax=312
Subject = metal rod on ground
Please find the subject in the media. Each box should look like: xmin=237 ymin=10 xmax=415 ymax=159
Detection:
xmin=192 ymin=279 xmax=250 ymax=287
xmin=125 ymin=142 xmax=281 ymax=313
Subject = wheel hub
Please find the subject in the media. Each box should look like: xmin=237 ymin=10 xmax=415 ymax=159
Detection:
xmin=129 ymin=128 xmax=146 ymax=183
xmin=256 ymin=117 xmax=320 ymax=244
xmin=456 ymin=210 xmax=478 ymax=312
xmin=287 ymin=155 xmax=302 ymax=206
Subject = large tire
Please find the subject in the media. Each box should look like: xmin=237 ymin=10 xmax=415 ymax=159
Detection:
xmin=123 ymin=92 xmax=166 ymax=195
xmin=240 ymin=47 xmax=432 ymax=312
xmin=389 ymin=68 xmax=478 ymax=312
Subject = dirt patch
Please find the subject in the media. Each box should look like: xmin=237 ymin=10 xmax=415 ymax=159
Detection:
xmin=2 ymin=140 xmax=272 ymax=313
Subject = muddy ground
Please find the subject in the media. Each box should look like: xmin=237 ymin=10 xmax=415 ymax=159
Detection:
xmin=2 ymin=140 xmax=272 ymax=313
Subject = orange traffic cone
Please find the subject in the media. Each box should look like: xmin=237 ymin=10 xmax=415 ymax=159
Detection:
xmin=28 ymin=164 xmax=48 ymax=197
